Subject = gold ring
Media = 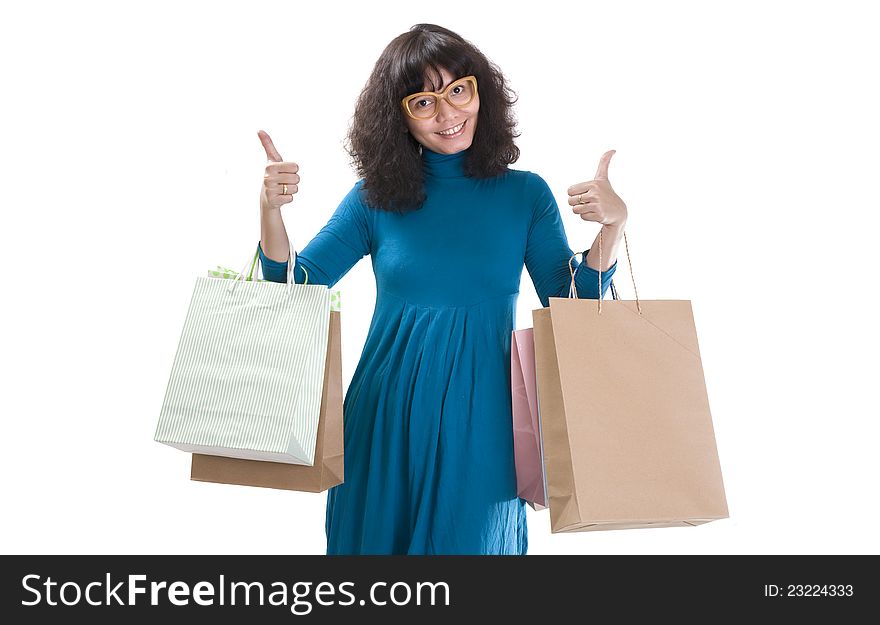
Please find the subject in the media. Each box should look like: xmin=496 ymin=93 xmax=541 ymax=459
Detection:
xmin=282 ymin=183 xmax=288 ymax=195
xmin=579 ymin=193 xmax=586 ymax=204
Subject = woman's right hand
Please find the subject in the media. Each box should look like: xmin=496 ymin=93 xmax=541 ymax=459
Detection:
xmin=258 ymin=129 xmax=300 ymax=211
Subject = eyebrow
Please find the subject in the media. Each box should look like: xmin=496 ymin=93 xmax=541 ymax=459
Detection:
xmin=424 ymin=78 xmax=456 ymax=93
xmin=425 ymin=65 xmax=447 ymax=92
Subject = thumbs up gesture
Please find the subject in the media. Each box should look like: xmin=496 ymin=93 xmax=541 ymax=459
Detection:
xmin=567 ymin=150 xmax=627 ymax=228
xmin=258 ymin=129 xmax=300 ymax=211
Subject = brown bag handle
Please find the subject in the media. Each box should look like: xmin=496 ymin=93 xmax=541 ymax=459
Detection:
xmin=568 ymin=229 xmax=642 ymax=315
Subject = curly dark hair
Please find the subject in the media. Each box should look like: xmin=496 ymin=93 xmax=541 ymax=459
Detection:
xmin=345 ymin=24 xmax=521 ymax=214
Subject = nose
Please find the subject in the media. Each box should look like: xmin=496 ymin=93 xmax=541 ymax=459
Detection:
xmin=435 ymin=97 xmax=460 ymax=125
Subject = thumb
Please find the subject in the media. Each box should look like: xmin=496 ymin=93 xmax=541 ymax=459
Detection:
xmin=258 ymin=129 xmax=283 ymax=162
xmin=594 ymin=149 xmax=616 ymax=181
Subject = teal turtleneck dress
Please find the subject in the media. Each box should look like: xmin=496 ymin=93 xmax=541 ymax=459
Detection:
xmin=259 ymin=146 xmax=616 ymax=555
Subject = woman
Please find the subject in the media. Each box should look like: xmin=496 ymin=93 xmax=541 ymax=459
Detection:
xmin=257 ymin=24 xmax=628 ymax=555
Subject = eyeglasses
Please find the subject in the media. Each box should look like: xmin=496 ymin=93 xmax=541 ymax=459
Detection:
xmin=401 ymin=75 xmax=479 ymax=120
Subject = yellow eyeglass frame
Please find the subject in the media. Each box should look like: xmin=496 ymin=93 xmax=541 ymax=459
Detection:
xmin=401 ymin=75 xmax=479 ymax=120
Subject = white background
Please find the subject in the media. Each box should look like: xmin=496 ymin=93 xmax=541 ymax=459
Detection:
xmin=2 ymin=0 xmax=877 ymax=555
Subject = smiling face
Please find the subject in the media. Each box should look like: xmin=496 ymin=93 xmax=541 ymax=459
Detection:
xmin=404 ymin=66 xmax=480 ymax=155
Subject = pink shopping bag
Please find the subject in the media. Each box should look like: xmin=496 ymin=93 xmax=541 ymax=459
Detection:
xmin=511 ymin=327 xmax=547 ymax=510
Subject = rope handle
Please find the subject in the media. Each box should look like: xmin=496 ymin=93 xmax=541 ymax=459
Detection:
xmin=227 ymin=240 xmax=308 ymax=294
xmin=568 ymin=227 xmax=641 ymax=315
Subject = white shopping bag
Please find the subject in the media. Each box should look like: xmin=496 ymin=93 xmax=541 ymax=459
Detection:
xmin=155 ymin=243 xmax=331 ymax=465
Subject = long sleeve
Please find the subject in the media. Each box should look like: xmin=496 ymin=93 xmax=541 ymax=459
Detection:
xmin=259 ymin=180 xmax=373 ymax=287
xmin=524 ymin=173 xmax=616 ymax=307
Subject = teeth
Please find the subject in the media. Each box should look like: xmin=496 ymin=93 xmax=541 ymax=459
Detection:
xmin=438 ymin=121 xmax=465 ymax=135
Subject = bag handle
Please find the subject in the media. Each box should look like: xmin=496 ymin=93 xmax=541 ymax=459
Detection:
xmin=226 ymin=239 xmax=308 ymax=294
xmin=568 ymin=228 xmax=642 ymax=315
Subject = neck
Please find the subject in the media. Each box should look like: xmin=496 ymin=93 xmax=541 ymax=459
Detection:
xmin=422 ymin=146 xmax=468 ymax=178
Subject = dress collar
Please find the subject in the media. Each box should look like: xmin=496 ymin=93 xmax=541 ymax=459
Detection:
xmin=422 ymin=146 xmax=468 ymax=178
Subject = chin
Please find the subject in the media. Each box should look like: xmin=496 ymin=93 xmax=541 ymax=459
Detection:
xmin=431 ymin=139 xmax=473 ymax=154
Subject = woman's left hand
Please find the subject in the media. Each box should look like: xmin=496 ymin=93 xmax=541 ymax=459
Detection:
xmin=567 ymin=150 xmax=627 ymax=228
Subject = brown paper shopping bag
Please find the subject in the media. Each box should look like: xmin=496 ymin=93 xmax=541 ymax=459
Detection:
xmin=533 ymin=232 xmax=728 ymax=532
xmin=190 ymin=310 xmax=344 ymax=492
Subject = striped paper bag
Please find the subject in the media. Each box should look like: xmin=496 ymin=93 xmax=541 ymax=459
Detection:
xmin=190 ymin=309 xmax=344 ymax=492
xmin=154 ymin=245 xmax=333 ymax=465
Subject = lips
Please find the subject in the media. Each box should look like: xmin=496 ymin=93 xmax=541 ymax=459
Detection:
xmin=436 ymin=119 xmax=467 ymax=137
